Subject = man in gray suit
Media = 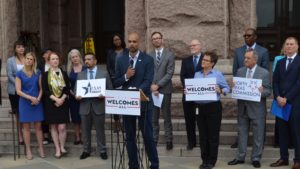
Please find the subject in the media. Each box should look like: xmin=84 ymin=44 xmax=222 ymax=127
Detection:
xmin=149 ymin=32 xmax=175 ymax=150
xmin=228 ymin=50 xmax=271 ymax=168
xmin=76 ymin=53 xmax=112 ymax=160
xmin=231 ymin=28 xmax=270 ymax=149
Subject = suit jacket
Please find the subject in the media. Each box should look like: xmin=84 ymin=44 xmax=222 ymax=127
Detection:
xmin=6 ymin=56 xmax=18 ymax=94
xmin=180 ymin=54 xmax=203 ymax=87
xmin=273 ymin=55 xmax=300 ymax=108
xmin=77 ymin=65 xmax=113 ymax=115
xmin=114 ymin=51 xmax=154 ymax=97
xmin=236 ymin=66 xmax=271 ymax=119
xmin=149 ymin=48 xmax=175 ymax=94
xmin=106 ymin=48 xmax=129 ymax=80
xmin=233 ymin=44 xmax=269 ymax=76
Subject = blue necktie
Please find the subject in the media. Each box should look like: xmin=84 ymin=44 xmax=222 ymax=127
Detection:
xmin=89 ymin=70 xmax=94 ymax=79
xmin=193 ymin=56 xmax=198 ymax=70
xmin=287 ymin=58 xmax=293 ymax=70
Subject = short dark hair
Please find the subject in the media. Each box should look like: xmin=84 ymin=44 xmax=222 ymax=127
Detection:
xmin=111 ymin=33 xmax=126 ymax=49
xmin=204 ymin=51 xmax=218 ymax=66
xmin=151 ymin=31 xmax=163 ymax=39
xmin=245 ymin=28 xmax=257 ymax=36
xmin=13 ymin=40 xmax=25 ymax=51
xmin=85 ymin=52 xmax=97 ymax=60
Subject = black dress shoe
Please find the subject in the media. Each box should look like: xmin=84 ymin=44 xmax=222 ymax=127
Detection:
xmin=80 ymin=152 xmax=90 ymax=160
xmin=228 ymin=159 xmax=245 ymax=165
xmin=100 ymin=152 xmax=108 ymax=160
xmin=230 ymin=142 xmax=238 ymax=148
xmin=166 ymin=142 xmax=173 ymax=150
xmin=270 ymin=159 xmax=289 ymax=167
xmin=252 ymin=161 xmax=261 ymax=168
xmin=187 ymin=144 xmax=195 ymax=150
xmin=199 ymin=163 xmax=207 ymax=169
xmin=204 ymin=164 xmax=214 ymax=169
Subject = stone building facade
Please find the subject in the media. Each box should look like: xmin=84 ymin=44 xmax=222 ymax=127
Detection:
xmin=0 ymin=0 xmax=258 ymax=108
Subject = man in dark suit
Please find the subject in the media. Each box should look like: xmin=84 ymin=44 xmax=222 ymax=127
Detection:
xmin=180 ymin=39 xmax=203 ymax=150
xmin=228 ymin=50 xmax=271 ymax=168
xmin=149 ymin=31 xmax=175 ymax=150
xmin=231 ymin=28 xmax=270 ymax=148
xmin=232 ymin=28 xmax=269 ymax=76
xmin=270 ymin=37 xmax=300 ymax=169
xmin=114 ymin=32 xmax=159 ymax=169
xmin=76 ymin=53 xmax=113 ymax=160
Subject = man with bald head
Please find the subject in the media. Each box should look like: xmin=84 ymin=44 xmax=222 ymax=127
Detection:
xmin=114 ymin=32 xmax=159 ymax=169
xmin=180 ymin=39 xmax=203 ymax=150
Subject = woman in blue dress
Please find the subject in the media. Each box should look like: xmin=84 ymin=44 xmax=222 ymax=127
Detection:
xmin=16 ymin=52 xmax=45 ymax=160
xmin=66 ymin=49 xmax=85 ymax=145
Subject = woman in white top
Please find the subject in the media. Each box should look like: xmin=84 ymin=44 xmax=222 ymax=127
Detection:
xmin=6 ymin=40 xmax=26 ymax=145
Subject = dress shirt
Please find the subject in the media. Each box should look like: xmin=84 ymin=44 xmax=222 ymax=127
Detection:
xmin=155 ymin=48 xmax=164 ymax=59
xmin=87 ymin=66 xmax=97 ymax=80
xmin=285 ymin=53 xmax=297 ymax=69
xmin=246 ymin=64 xmax=257 ymax=79
xmin=247 ymin=43 xmax=256 ymax=51
xmin=194 ymin=69 xmax=230 ymax=104
xmin=125 ymin=51 xmax=140 ymax=81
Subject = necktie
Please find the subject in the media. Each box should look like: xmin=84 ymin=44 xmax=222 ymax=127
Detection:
xmin=247 ymin=47 xmax=253 ymax=51
xmin=129 ymin=58 xmax=134 ymax=68
xmin=193 ymin=56 xmax=198 ymax=70
xmin=247 ymin=69 xmax=252 ymax=78
xmin=156 ymin=51 xmax=161 ymax=65
xmin=89 ymin=70 xmax=94 ymax=79
xmin=287 ymin=58 xmax=293 ymax=70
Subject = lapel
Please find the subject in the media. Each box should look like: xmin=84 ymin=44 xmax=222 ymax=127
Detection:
xmin=252 ymin=66 xmax=260 ymax=78
xmin=95 ymin=66 xmax=103 ymax=79
xmin=286 ymin=55 xmax=299 ymax=73
xmin=135 ymin=51 xmax=144 ymax=71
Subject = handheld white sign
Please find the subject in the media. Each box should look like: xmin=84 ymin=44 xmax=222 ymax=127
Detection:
xmin=185 ymin=78 xmax=217 ymax=101
xmin=105 ymin=90 xmax=141 ymax=116
xmin=232 ymin=77 xmax=262 ymax=102
xmin=76 ymin=79 xmax=106 ymax=98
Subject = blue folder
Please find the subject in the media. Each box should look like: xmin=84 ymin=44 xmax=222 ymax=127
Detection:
xmin=271 ymin=100 xmax=292 ymax=121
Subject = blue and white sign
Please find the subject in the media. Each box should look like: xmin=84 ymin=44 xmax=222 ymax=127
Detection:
xmin=76 ymin=79 xmax=106 ymax=98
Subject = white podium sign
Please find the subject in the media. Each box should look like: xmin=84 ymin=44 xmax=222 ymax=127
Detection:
xmin=105 ymin=90 xmax=141 ymax=116
xmin=185 ymin=78 xmax=217 ymax=101
xmin=76 ymin=79 xmax=106 ymax=98
xmin=232 ymin=77 xmax=262 ymax=102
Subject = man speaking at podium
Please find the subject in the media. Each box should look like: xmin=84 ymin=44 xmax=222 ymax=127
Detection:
xmin=114 ymin=32 xmax=159 ymax=169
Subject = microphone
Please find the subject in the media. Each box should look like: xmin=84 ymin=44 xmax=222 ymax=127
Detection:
xmin=130 ymin=59 xmax=134 ymax=68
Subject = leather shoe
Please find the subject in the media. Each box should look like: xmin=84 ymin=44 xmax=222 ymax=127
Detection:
xmin=79 ymin=152 xmax=90 ymax=160
xmin=187 ymin=143 xmax=195 ymax=150
xmin=100 ymin=152 xmax=108 ymax=160
xmin=228 ymin=159 xmax=245 ymax=165
xmin=166 ymin=142 xmax=173 ymax=150
xmin=230 ymin=142 xmax=238 ymax=148
xmin=270 ymin=159 xmax=289 ymax=167
xmin=292 ymin=162 xmax=300 ymax=169
xmin=252 ymin=161 xmax=261 ymax=168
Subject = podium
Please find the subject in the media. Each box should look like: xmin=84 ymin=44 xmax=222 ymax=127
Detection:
xmin=106 ymin=89 xmax=150 ymax=169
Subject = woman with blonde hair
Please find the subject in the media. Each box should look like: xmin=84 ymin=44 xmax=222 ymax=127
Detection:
xmin=15 ymin=52 xmax=45 ymax=160
xmin=42 ymin=52 xmax=70 ymax=158
xmin=67 ymin=49 xmax=85 ymax=145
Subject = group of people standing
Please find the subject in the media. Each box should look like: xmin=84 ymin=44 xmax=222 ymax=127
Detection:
xmin=3 ymin=27 xmax=300 ymax=169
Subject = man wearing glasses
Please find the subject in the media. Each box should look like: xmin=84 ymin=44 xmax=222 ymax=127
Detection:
xmin=149 ymin=32 xmax=175 ymax=150
xmin=231 ymin=28 xmax=270 ymax=148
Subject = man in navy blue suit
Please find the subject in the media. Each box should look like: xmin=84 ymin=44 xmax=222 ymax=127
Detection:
xmin=180 ymin=39 xmax=203 ymax=150
xmin=270 ymin=37 xmax=300 ymax=169
xmin=114 ymin=32 xmax=159 ymax=169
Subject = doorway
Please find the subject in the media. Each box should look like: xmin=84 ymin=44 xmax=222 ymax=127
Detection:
xmin=256 ymin=0 xmax=300 ymax=60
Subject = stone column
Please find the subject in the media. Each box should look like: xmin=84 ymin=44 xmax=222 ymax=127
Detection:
xmin=0 ymin=0 xmax=18 ymax=64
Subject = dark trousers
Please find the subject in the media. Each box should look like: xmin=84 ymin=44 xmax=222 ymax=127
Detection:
xmin=124 ymin=102 xmax=159 ymax=169
xmin=278 ymin=108 xmax=300 ymax=162
xmin=197 ymin=101 xmax=222 ymax=165
xmin=183 ymin=97 xmax=197 ymax=146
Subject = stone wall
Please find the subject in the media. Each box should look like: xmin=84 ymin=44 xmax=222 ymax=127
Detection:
xmin=125 ymin=0 xmax=257 ymax=59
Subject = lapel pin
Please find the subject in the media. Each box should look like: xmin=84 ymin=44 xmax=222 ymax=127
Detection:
xmin=138 ymin=59 xmax=141 ymax=61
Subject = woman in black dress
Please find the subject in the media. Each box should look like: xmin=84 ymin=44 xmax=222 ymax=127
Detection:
xmin=42 ymin=51 xmax=70 ymax=158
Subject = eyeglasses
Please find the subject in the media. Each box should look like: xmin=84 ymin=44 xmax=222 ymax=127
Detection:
xmin=202 ymin=59 xmax=211 ymax=62
xmin=152 ymin=37 xmax=162 ymax=41
xmin=243 ymin=34 xmax=253 ymax=38
xmin=189 ymin=44 xmax=200 ymax=47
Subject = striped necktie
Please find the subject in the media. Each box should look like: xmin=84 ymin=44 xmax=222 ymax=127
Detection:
xmin=156 ymin=51 xmax=161 ymax=65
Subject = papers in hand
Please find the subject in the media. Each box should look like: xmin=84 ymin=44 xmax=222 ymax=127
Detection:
xmin=152 ymin=93 xmax=164 ymax=108
xmin=271 ymin=100 xmax=292 ymax=121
